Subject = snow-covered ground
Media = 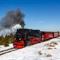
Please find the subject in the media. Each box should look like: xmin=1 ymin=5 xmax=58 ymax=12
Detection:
xmin=0 ymin=44 xmax=13 ymax=51
xmin=0 ymin=37 xmax=60 ymax=60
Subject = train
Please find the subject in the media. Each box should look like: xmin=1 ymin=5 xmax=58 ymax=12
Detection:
xmin=13 ymin=29 xmax=60 ymax=49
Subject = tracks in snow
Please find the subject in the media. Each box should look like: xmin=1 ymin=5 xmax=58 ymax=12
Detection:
xmin=0 ymin=48 xmax=18 ymax=56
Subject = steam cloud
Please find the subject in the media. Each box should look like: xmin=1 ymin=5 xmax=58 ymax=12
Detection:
xmin=0 ymin=9 xmax=25 ymax=30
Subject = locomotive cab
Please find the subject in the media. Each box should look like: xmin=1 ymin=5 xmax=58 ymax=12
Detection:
xmin=29 ymin=30 xmax=42 ymax=45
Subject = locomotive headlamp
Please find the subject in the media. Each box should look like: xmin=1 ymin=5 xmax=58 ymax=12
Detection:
xmin=19 ymin=38 xmax=21 ymax=41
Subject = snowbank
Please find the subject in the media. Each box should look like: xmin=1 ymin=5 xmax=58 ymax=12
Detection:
xmin=0 ymin=44 xmax=13 ymax=51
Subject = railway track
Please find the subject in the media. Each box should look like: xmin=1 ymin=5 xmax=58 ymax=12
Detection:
xmin=0 ymin=48 xmax=18 ymax=56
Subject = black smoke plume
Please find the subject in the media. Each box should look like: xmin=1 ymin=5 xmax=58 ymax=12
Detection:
xmin=0 ymin=9 xmax=25 ymax=30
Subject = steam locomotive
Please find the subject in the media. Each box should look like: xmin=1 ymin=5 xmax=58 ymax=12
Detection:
xmin=13 ymin=29 xmax=60 ymax=48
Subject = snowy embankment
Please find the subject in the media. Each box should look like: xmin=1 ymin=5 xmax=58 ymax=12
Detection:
xmin=0 ymin=44 xmax=13 ymax=51
xmin=0 ymin=37 xmax=60 ymax=60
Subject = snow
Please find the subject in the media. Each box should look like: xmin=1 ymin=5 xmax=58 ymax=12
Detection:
xmin=0 ymin=37 xmax=60 ymax=60
xmin=0 ymin=44 xmax=13 ymax=51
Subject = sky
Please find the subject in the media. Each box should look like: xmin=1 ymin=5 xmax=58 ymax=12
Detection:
xmin=0 ymin=0 xmax=60 ymax=31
